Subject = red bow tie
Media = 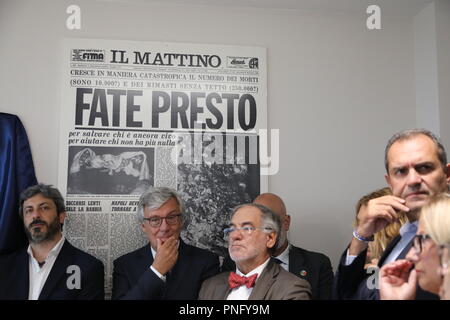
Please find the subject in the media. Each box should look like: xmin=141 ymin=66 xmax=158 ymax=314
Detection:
xmin=228 ymin=272 xmax=258 ymax=289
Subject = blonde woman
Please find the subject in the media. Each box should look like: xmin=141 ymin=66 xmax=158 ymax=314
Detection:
xmin=379 ymin=193 xmax=450 ymax=300
xmin=354 ymin=187 xmax=407 ymax=268
xmin=440 ymin=242 xmax=450 ymax=300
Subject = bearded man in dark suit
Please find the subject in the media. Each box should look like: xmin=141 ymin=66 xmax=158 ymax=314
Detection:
xmin=0 ymin=184 xmax=104 ymax=300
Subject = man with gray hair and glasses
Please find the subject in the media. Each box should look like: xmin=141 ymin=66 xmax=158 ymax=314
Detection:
xmin=335 ymin=129 xmax=450 ymax=300
xmin=112 ymin=187 xmax=220 ymax=299
xmin=199 ymin=203 xmax=311 ymax=300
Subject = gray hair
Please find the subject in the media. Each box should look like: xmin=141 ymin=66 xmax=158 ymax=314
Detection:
xmin=230 ymin=203 xmax=281 ymax=255
xmin=19 ymin=184 xmax=66 ymax=219
xmin=384 ymin=129 xmax=447 ymax=172
xmin=137 ymin=187 xmax=184 ymax=222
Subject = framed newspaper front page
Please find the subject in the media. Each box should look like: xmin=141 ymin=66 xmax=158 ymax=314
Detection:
xmin=58 ymin=38 xmax=267 ymax=294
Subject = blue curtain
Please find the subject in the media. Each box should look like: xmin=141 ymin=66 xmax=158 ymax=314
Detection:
xmin=0 ymin=113 xmax=37 ymax=255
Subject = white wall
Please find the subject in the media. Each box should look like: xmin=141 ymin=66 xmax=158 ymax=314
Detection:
xmin=435 ymin=0 xmax=450 ymax=153
xmin=414 ymin=2 xmax=440 ymax=134
xmin=413 ymin=0 xmax=450 ymax=154
xmin=0 ymin=0 xmax=424 ymax=269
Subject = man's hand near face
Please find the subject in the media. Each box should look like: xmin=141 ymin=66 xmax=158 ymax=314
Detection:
xmin=349 ymin=195 xmax=410 ymax=256
xmin=152 ymin=236 xmax=179 ymax=276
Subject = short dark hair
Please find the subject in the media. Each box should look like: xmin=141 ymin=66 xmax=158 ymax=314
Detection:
xmin=19 ymin=184 xmax=66 ymax=219
xmin=230 ymin=203 xmax=281 ymax=255
xmin=385 ymin=129 xmax=447 ymax=172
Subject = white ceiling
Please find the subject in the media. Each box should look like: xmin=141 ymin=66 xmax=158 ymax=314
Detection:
xmin=102 ymin=0 xmax=434 ymax=17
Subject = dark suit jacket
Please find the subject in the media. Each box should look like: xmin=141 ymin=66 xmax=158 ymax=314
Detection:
xmin=112 ymin=240 xmax=220 ymax=300
xmin=334 ymin=235 xmax=439 ymax=300
xmin=199 ymin=258 xmax=312 ymax=300
xmin=0 ymin=240 xmax=105 ymax=300
xmin=222 ymin=244 xmax=333 ymax=300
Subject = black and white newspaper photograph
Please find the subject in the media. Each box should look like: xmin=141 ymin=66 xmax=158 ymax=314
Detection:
xmin=57 ymin=38 xmax=267 ymax=295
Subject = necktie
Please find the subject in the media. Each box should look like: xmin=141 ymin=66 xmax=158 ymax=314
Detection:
xmin=272 ymin=257 xmax=283 ymax=265
xmin=228 ymin=272 xmax=258 ymax=289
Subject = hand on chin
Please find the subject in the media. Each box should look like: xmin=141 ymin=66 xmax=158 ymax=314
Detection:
xmin=158 ymin=235 xmax=177 ymax=245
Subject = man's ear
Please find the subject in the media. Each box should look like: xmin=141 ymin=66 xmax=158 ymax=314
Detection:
xmin=385 ymin=173 xmax=392 ymax=190
xmin=285 ymin=215 xmax=291 ymax=231
xmin=445 ymin=163 xmax=450 ymax=184
xmin=266 ymin=231 xmax=277 ymax=249
xmin=59 ymin=212 xmax=66 ymax=224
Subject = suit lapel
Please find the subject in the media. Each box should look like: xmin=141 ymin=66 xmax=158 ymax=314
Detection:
xmin=249 ymin=260 xmax=278 ymax=300
xmin=17 ymin=248 xmax=30 ymax=299
xmin=397 ymin=238 xmax=414 ymax=260
xmin=288 ymin=246 xmax=305 ymax=278
xmin=164 ymin=240 xmax=188 ymax=297
xmin=222 ymin=281 xmax=232 ymax=299
xmin=38 ymin=240 xmax=74 ymax=300
xmin=214 ymin=272 xmax=232 ymax=299
xmin=378 ymin=235 xmax=402 ymax=266
xmin=138 ymin=244 xmax=154 ymax=272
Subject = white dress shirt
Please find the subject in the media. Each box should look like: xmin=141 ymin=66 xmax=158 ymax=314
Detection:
xmin=28 ymin=236 xmax=65 ymax=300
xmin=227 ymin=257 xmax=270 ymax=300
xmin=274 ymin=243 xmax=290 ymax=271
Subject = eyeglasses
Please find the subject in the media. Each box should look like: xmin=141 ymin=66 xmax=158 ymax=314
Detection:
xmin=412 ymin=234 xmax=432 ymax=254
xmin=143 ymin=214 xmax=182 ymax=227
xmin=223 ymin=226 xmax=273 ymax=237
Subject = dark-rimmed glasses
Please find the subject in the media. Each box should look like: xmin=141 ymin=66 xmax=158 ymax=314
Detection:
xmin=412 ymin=234 xmax=432 ymax=254
xmin=143 ymin=214 xmax=182 ymax=227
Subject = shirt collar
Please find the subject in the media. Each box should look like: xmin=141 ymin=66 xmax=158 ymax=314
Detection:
xmin=274 ymin=242 xmax=290 ymax=265
xmin=399 ymin=221 xmax=418 ymax=237
xmin=27 ymin=236 xmax=66 ymax=262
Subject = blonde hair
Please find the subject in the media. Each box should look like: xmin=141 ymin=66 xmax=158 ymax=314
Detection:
xmin=420 ymin=193 xmax=450 ymax=246
xmin=369 ymin=216 xmax=408 ymax=261
xmin=354 ymin=187 xmax=408 ymax=261
xmin=354 ymin=187 xmax=391 ymax=228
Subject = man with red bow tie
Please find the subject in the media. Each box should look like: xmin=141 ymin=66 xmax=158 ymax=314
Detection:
xmin=199 ymin=203 xmax=311 ymax=300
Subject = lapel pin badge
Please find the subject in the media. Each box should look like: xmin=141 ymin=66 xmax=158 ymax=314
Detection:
xmin=300 ymin=270 xmax=307 ymax=277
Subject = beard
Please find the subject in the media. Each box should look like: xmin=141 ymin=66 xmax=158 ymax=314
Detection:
xmin=24 ymin=217 xmax=61 ymax=244
xmin=229 ymin=246 xmax=259 ymax=263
